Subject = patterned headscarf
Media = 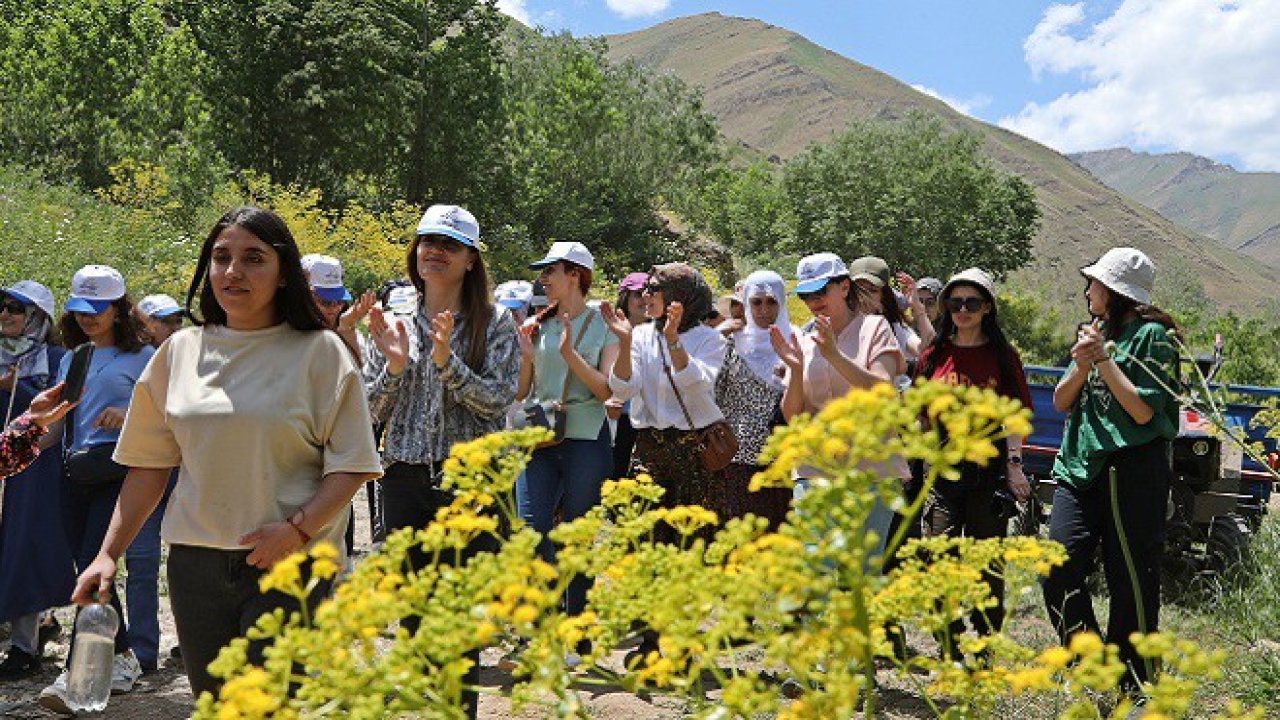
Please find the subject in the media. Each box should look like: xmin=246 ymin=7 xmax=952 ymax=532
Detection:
xmin=650 ymin=263 xmax=713 ymax=335
xmin=0 ymin=285 xmax=52 ymax=381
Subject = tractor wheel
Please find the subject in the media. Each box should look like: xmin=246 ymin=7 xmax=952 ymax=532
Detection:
xmin=1205 ymin=515 xmax=1252 ymax=581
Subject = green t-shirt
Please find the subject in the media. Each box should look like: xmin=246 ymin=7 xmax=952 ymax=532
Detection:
xmin=530 ymin=307 xmax=618 ymax=440
xmin=1053 ymin=320 xmax=1179 ymax=489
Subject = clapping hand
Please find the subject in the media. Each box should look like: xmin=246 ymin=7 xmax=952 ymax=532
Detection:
xmin=663 ymin=302 xmax=684 ymax=343
xmin=339 ymin=290 xmax=377 ymax=332
xmin=368 ymin=307 xmax=410 ymax=375
xmin=429 ymin=311 xmax=455 ymax=368
xmin=1071 ymin=319 xmax=1106 ymax=369
xmin=812 ymin=315 xmax=840 ymax=361
xmin=769 ymin=326 xmax=804 ymax=372
xmin=517 ymin=321 xmax=537 ymax=360
xmin=598 ymin=302 xmax=634 ymax=342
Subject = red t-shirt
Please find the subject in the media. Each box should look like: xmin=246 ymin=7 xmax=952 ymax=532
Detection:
xmin=916 ymin=341 xmax=1034 ymax=412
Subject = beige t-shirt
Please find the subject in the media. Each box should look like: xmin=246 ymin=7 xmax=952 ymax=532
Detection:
xmin=114 ymin=324 xmax=384 ymax=553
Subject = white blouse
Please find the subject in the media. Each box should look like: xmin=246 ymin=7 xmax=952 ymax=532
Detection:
xmin=608 ymin=323 xmax=726 ymax=431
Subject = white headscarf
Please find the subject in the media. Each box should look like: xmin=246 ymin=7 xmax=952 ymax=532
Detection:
xmin=733 ymin=270 xmax=796 ymax=391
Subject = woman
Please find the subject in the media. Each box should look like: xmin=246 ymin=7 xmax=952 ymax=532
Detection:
xmin=65 ymin=208 xmax=384 ymax=704
xmin=38 ymin=266 xmax=153 ymax=708
xmin=713 ymin=270 xmax=795 ymax=529
xmin=604 ymin=272 xmax=649 ymax=480
xmin=603 ymin=263 xmax=725 ymax=664
xmin=0 ymin=281 xmax=74 ymax=680
xmin=515 ymin=242 xmax=618 ymax=624
xmin=848 ymin=256 xmax=922 ymax=374
xmin=913 ymin=267 xmax=1034 ymax=658
xmin=302 ymin=253 xmax=376 ymax=366
xmin=1042 ymin=247 xmax=1178 ymax=689
xmin=363 ymin=204 xmax=519 ymax=719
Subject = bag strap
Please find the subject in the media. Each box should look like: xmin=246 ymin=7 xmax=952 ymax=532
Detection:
xmin=558 ymin=309 xmax=598 ymax=405
xmin=657 ymin=334 xmax=697 ymax=431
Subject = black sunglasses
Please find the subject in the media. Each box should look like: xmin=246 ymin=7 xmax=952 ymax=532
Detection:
xmin=0 ymin=299 xmax=29 ymax=315
xmin=945 ymin=297 xmax=986 ymax=313
xmin=642 ymin=282 xmax=663 ymax=295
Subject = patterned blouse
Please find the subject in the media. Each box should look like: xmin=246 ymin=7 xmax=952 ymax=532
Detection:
xmin=715 ymin=340 xmax=783 ymax=466
xmin=0 ymin=416 xmax=45 ymax=479
xmin=365 ymin=304 xmax=520 ymax=467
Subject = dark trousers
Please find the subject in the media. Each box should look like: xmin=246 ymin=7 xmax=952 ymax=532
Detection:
xmin=1042 ymin=440 xmax=1170 ymax=686
xmin=66 ymin=479 xmax=129 ymax=659
xmin=167 ymin=544 xmax=330 ymax=698
xmin=922 ymin=464 xmax=1008 ymax=655
xmin=381 ymin=462 xmax=492 ymax=719
xmin=611 ymin=412 xmax=638 ymax=480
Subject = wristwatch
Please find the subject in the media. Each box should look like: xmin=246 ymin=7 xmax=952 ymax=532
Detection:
xmin=667 ymin=337 xmax=683 ymax=352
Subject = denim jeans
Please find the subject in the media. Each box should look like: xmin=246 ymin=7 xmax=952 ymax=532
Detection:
xmin=124 ymin=473 xmax=174 ymax=671
xmin=517 ymin=423 xmax=611 ymax=616
xmin=167 ymin=544 xmax=330 ymax=698
xmin=66 ymin=480 xmax=129 ymax=659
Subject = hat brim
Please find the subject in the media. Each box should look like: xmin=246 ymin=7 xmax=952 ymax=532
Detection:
xmin=793 ymin=277 xmax=834 ymax=295
xmin=498 ymin=299 xmax=528 ymax=310
xmin=417 ymin=227 xmax=478 ymax=248
xmin=65 ymin=297 xmax=112 ymax=314
xmin=148 ymin=306 xmax=185 ymax=318
xmin=313 ymin=286 xmax=352 ymax=303
xmin=1080 ymin=266 xmax=1151 ymax=305
xmin=2 ymin=289 xmax=38 ymax=311
xmin=850 ymin=272 xmax=885 ymax=288
xmin=528 ymin=256 xmax=561 ymax=269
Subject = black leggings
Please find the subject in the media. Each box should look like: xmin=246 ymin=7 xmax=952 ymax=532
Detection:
xmin=1042 ymin=440 xmax=1170 ymax=686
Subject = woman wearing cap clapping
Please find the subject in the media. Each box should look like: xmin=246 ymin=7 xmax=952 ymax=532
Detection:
xmin=514 ymin=242 xmax=618 ymax=630
xmin=0 ymin=280 xmax=75 ymax=680
xmin=912 ymin=268 xmax=1034 ymax=659
xmin=302 ymin=254 xmax=377 ymax=367
xmin=65 ymin=209 xmax=384 ymax=702
xmin=1043 ymin=247 xmax=1179 ymax=689
xmin=363 ymin=204 xmax=518 ymax=718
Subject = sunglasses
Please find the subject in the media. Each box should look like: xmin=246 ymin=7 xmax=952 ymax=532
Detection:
xmin=797 ymin=285 xmax=831 ymax=302
xmin=642 ymin=282 xmax=663 ymax=295
xmin=0 ymin=299 xmax=29 ymax=315
xmin=945 ymin=297 xmax=986 ymax=313
xmin=920 ymin=297 xmax=937 ymax=307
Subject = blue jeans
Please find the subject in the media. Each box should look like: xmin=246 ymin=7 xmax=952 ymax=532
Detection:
xmin=517 ymin=423 xmax=612 ymax=616
xmin=125 ymin=474 xmax=174 ymax=672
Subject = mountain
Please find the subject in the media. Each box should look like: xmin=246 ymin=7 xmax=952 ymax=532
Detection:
xmin=1070 ymin=148 xmax=1280 ymax=267
xmin=604 ymin=13 xmax=1280 ymax=309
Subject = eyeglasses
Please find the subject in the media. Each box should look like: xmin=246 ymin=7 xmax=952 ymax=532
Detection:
xmin=945 ymin=297 xmax=986 ymax=313
xmin=0 ymin=299 xmax=28 ymax=315
xmin=419 ymin=235 xmax=467 ymax=254
xmin=642 ymin=282 xmax=663 ymax=295
xmin=749 ymin=297 xmax=779 ymax=307
xmin=797 ymin=285 xmax=830 ymax=302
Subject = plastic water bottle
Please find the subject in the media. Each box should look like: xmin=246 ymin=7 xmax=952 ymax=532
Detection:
xmin=66 ymin=603 xmax=118 ymax=712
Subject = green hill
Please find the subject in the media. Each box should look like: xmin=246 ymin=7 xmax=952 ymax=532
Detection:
xmin=605 ymin=13 xmax=1280 ymax=310
xmin=1070 ymin=148 xmax=1280 ymax=267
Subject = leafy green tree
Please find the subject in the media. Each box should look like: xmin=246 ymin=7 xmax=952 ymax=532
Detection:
xmin=692 ymin=162 xmax=794 ymax=257
xmin=783 ymin=114 xmax=1039 ymax=279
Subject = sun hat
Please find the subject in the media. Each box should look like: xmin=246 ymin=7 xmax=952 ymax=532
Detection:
xmin=1080 ymin=247 xmax=1155 ymax=305
xmin=415 ymin=204 xmax=480 ymax=248
xmin=619 ymin=272 xmax=649 ymax=292
xmin=848 ymin=256 xmax=891 ymax=287
xmin=301 ymin=254 xmax=353 ymax=303
xmin=917 ymin=277 xmax=943 ymax=296
xmin=2 ymin=280 xmax=56 ymax=318
xmin=529 ymin=241 xmax=595 ymax=270
xmin=942 ymin=268 xmax=998 ymax=307
xmin=793 ymin=253 xmax=849 ymax=295
xmin=65 ymin=265 xmax=125 ymax=314
xmin=494 ymin=280 xmax=534 ymax=310
xmin=137 ymin=294 xmax=184 ymax=319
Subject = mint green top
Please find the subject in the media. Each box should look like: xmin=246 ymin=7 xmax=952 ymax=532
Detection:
xmin=1053 ymin=320 xmax=1179 ymax=489
xmin=530 ymin=307 xmax=618 ymax=440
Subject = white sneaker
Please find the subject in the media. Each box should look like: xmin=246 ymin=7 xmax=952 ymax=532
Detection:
xmin=38 ymin=670 xmax=74 ymax=716
xmin=111 ymin=650 xmax=142 ymax=694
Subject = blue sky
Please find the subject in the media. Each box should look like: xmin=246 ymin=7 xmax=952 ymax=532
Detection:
xmin=500 ymin=0 xmax=1280 ymax=172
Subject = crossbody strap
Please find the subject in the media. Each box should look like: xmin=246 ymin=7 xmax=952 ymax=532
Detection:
xmin=557 ymin=309 xmax=597 ymax=405
xmin=657 ymin=334 xmax=697 ymax=431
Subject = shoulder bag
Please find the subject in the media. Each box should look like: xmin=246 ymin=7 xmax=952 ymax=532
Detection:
xmin=659 ymin=334 xmax=738 ymax=473
xmin=524 ymin=310 xmax=597 ymax=449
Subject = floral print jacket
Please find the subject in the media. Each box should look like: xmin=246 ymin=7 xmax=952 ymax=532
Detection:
xmin=0 ymin=416 xmax=46 ymax=479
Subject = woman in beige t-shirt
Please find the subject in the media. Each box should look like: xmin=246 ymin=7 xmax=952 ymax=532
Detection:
xmin=69 ymin=207 xmax=384 ymax=698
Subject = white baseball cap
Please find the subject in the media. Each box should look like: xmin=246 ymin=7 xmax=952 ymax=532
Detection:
xmin=301 ymin=254 xmax=352 ymax=303
xmin=494 ymin=280 xmax=534 ymax=310
xmin=137 ymin=294 xmax=184 ymax=318
xmin=385 ymin=285 xmax=418 ymax=316
xmin=793 ymin=252 xmax=849 ymax=295
xmin=65 ymin=265 xmax=126 ymax=314
xmin=1081 ymin=247 xmax=1155 ymax=305
xmin=415 ymin=204 xmax=480 ymax=248
xmin=529 ymin=241 xmax=595 ymax=270
xmin=2 ymin=280 xmax=56 ymax=318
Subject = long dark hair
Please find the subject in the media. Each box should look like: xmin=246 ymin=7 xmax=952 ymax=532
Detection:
xmin=59 ymin=296 xmax=146 ymax=353
xmin=186 ymin=206 xmax=327 ymax=332
xmin=406 ymin=234 xmax=494 ymax=372
xmin=534 ymin=261 xmax=594 ymax=325
xmin=1099 ymin=284 xmax=1178 ymax=341
xmin=917 ymin=281 xmax=1021 ymax=400
xmin=865 ymin=284 xmax=905 ymax=326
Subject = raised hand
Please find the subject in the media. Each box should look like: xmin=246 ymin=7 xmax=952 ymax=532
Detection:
xmin=26 ymin=382 xmax=76 ymax=428
xmin=429 ymin=310 xmax=456 ymax=368
xmin=598 ymin=301 xmax=634 ymax=342
xmin=896 ymin=272 xmax=919 ymax=306
xmin=558 ymin=313 xmax=575 ymax=359
xmin=664 ymin=301 xmax=684 ymax=342
xmin=812 ymin=315 xmax=840 ymax=361
xmin=369 ymin=307 xmax=410 ymax=375
xmin=339 ymin=290 xmax=377 ymax=332
xmin=517 ymin=321 xmax=537 ymax=360
xmin=1071 ymin=319 xmax=1104 ymax=368
xmin=770 ymin=326 xmax=804 ymax=372
xmin=719 ymin=318 xmax=746 ymax=336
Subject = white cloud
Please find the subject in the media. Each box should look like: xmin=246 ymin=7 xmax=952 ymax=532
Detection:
xmin=605 ymin=0 xmax=671 ymax=20
xmin=910 ymin=84 xmax=992 ymax=118
xmin=497 ymin=0 xmax=531 ymax=25
xmin=1000 ymin=0 xmax=1280 ymax=171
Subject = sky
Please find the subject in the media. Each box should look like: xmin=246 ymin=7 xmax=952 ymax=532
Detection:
xmin=497 ymin=0 xmax=1280 ymax=172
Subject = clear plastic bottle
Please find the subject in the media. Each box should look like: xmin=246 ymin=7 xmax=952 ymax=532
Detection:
xmin=66 ymin=603 xmax=118 ymax=712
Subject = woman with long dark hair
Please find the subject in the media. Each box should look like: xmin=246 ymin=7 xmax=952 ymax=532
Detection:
xmin=913 ymin=268 xmax=1033 ymax=659
xmin=1043 ymin=247 xmax=1178 ymax=690
xmin=65 ymin=207 xmax=383 ymax=703
xmin=848 ymin=256 xmax=921 ymax=375
xmin=363 ymin=204 xmax=519 ymax=718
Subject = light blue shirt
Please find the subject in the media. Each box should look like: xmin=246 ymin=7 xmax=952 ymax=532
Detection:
xmin=58 ymin=345 xmax=155 ymax=451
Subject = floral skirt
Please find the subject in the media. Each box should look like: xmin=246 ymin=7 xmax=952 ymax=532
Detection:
xmin=632 ymin=428 xmax=721 ymax=543
xmin=717 ymin=462 xmax=791 ymax=531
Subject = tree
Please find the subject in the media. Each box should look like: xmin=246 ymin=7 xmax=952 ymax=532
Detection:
xmin=692 ymin=162 xmax=794 ymax=257
xmin=783 ymin=114 xmax=1039 ymax=279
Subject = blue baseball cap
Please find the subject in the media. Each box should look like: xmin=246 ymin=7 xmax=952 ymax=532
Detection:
xmin=793 ymin=253 xmax=849 ymax=295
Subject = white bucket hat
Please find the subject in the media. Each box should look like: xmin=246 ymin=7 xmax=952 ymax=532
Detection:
xmin=1081 ymin=247 xmax=1155 ymax=305
xmin=942 ymin=268 xmax=998 ymax=307
xmin=2 ymin=280 xmax=56 ymax=319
